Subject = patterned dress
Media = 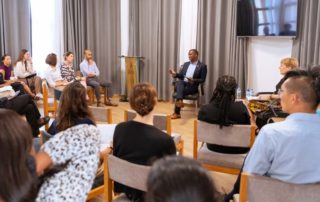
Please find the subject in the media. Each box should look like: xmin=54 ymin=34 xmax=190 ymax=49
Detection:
xmin=36 ymin=124 xmax=100 ymax=202
xmin=60 ymin=63 xmax=76 ymax=82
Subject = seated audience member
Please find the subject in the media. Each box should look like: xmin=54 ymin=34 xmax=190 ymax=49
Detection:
xmin=224 ymin=70 xmax=313 ymax=202
xmin=1 ymin=54 xmax=40 ymax=99
xmin=80 ymin=49 xmax=117 ymax=107
xmin=48 ymin=81 xmax=95 ymax=135
xmin=61 ymin=51 xmax=86 ymax=86
xmin=169 ymin=49 xmax=207 ymax=119
xmin=14 ymin=49 xmax=43 ymax=98
xmin=243 ymin=74 xmax=320 ymax=182
xmin=146 ymin=156 xmax=217 ymax=202
xmin=35 ymin=124 xmax=100 ymax=201
xmin=113 ymin=83 xmax=176 ymax=201
xmin=0 ymin=109 xmax=38 ymax=202
xmin=60 ymin=51 xmax=77 ymax=82
xmin=44 ymin=53 xmax=68 ymax=88
xmin=198 ymin=75 xmax=251 ymax=154
xmin=0 ymin=82 xmax=49 ymax=137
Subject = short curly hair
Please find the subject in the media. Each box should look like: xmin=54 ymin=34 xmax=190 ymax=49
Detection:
xmin=280 ymin=57 xmax=299 ymax=69
xmin=129 ymin=83 xmax=157 ymax=116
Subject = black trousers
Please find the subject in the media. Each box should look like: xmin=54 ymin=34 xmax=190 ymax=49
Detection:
xmin=3 ymin=94 xmax=41 ymax=137
xmin=174 ymin=80 xmax=198 ymax=114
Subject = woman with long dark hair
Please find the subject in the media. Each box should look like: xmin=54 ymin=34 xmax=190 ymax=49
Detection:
xmin=198 ymin=75 xmax=250 ymax=154
xmin=0 ymin=109 xmax=38 ymax=202
xmin=48 ymin=81 xmax=95 ymax=134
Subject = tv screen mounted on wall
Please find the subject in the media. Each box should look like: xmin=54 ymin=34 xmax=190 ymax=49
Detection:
xmin=237 ymin=0 xmax=298 ymax=37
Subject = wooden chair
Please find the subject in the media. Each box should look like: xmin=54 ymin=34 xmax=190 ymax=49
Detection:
xmin=76 ymin=70 xmax=107 ymax=105
xmin=193 ymin=120 xmax=256 ymax=175
xmin=42 ymin=81 xmax=58 ymax=130
xmin=236 ymin=172 xmax=320 ymax=202
xmin=89 ymin=106 xmax=112 ymax=124
xmin=124 ymin=109 xmax=184 ymax=155
xmin=104 ymin=155 xmax=151 ymax=202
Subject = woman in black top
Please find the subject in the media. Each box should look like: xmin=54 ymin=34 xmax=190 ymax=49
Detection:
xmin=113 ymin=83 xmax=176 ymax=202
xmin=198 ymin=76 xmax=250 ymax=154
xmin=48 ymin=81 xmax=95 ymax=135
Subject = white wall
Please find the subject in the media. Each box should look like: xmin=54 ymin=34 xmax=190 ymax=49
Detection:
xmin=247 ymin=38 xmax=293 ymax=93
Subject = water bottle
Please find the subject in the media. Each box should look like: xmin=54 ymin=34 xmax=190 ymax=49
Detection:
xmin=236 ymin=87 xmax=241 ymax=99
xmin=246 ymin=89 xmax=250 ymax=100
xmin=250 ymin=88 xmax=254 ymax=97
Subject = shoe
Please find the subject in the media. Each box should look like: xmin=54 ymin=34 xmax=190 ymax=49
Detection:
xmin=37 ymin=116 xmax=50 ymax=128
xmin=97 ymin=102 xmax=105 ymax=107
xmin=171 ymin=113 xmax=181 ymax=119
xmin=175 ymin=100 xmax=184 ymax=108
xmin=105 ymin=101 xmax=118 ymax=107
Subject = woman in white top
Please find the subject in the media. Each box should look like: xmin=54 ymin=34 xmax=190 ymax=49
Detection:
xmin=14 ymin=49 xmax=43 ymax=98
xmin=44 ymin=53 xmax=68 ymax=88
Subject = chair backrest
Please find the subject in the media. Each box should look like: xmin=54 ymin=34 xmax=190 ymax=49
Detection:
xmin=124 ymin=109 xmax=171 ymax=134
xmin=89 ymin=106 xmax=112 ymax=124
xmin=240 ymin=172 xmax=320 ymax=202
xmin=40 ymin=130 xmax=53 ymax=145
xmin=195 ymin=120 xmax=254 ymax=148
xmin=107 ymin=155 xmax=150 ymax=192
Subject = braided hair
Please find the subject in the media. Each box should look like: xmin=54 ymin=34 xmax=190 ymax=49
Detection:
xmin=210 ymin=76 xmax=237 ymax=128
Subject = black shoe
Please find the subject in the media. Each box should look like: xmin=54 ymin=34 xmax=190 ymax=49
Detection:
xmin=37 ymin=116 xmax=50 ymax=128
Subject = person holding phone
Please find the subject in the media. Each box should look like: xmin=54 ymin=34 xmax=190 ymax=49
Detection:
xmin=169 ymin=49 xmax=207 ymax=119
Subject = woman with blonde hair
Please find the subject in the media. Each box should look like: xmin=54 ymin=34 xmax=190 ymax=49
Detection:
xmin=275 ymin=57 xmax=299 ymax=93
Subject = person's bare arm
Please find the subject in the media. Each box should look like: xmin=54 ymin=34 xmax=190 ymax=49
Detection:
xmin=35 ymin=152 xmax=53 ymax=176
xmin=99 ymin=147 xmax=112 ymax=160
xmin=169 ymin=68 xmax=177 ymax=77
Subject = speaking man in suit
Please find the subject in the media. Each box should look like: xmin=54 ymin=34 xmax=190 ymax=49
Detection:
xmin=169 ymin=49 xmax=207 ymax=119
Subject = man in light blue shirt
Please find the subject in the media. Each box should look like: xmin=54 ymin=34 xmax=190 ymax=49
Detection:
xmin=243 ymin=75 xmax=320 ymax=183
xmin=80 ymin=49 xmax=117 ymax=107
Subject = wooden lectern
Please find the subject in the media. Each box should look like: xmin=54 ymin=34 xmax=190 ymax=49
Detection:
xmin=119 ymin=56 xmax=144 ymax=101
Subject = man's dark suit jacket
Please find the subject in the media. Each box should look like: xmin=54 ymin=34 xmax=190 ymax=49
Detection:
xmin=174 ymin=61 xmax=207 ymax=86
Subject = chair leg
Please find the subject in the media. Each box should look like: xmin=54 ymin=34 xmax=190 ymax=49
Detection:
xmin=103 ymin=88 xmax=107 ymax=104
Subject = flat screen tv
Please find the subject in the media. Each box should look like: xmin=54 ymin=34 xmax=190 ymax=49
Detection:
xmin=237 ymin=0 xmax=298 ymax=37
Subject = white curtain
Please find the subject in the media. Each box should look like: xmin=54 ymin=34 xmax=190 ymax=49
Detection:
xmin=30 ymin=0 xmax=64 ymax=77
xmin=120 ymin=0 xmax=129 ymax=95
xmin=179 ymin=0 xmax=198 ymax=66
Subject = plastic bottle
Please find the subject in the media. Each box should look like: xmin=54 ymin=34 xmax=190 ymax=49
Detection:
xmin=236 ymin=87 xmax=242 ymax=99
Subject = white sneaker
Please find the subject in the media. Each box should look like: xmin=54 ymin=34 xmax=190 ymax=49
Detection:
xmin=36 ymin=93 xmax=43 ymax=99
